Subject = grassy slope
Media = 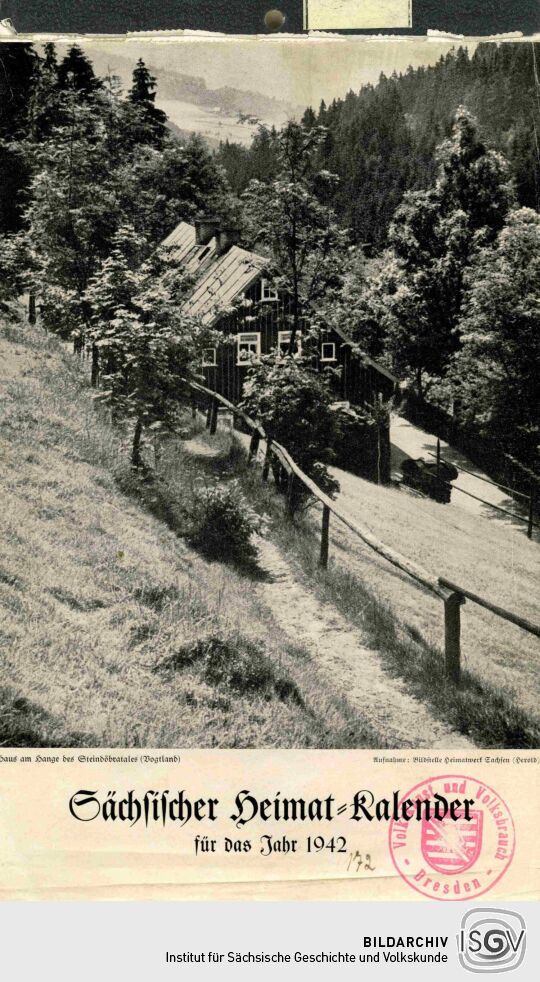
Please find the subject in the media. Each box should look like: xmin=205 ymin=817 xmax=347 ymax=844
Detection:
xmin=237 ymin=445 xmax=540 ymax=747
xmin=0 ymin=317 xmax=377 ymax=749
xmin=140 ymin=411 xmax=540 ymax=747
xmin=329 ymin=466 xmax=540 ymax=719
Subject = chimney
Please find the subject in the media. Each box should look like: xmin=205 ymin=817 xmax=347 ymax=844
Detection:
xmin=216 ymin=226 xmax=240 ymax=255
xmin=194 ymin=215 xmax=220 ymax=246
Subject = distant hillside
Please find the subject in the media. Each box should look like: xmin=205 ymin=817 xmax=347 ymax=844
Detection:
xmin=146 ymin=64 xmax=297 ymax=122
xmin=83 ymin=46 xmax=297 ymax=148
xmin=86 ymin=47 xmax=296 ymax=124
xmin=315 ymin=42 xmax=540 ymax=247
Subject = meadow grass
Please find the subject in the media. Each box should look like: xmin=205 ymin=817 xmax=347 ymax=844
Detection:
xmin=4 ymin=315 xmax=537 ymax=749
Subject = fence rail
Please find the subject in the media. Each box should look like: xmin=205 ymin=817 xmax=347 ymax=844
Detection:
xmin=403 ymin=393 xmax=540 ymax=506
xmin=186 ymin=378 xmax=540 ymax=686
xmin=425 ymin=445 xmax=538 ymax=538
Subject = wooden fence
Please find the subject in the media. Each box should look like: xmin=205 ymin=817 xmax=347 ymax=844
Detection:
xmin=186 ymin=379 xmax=540 ymax=687
xmin=403 ymin=391 xmax=540 ymax=518
xmin=427 ymin=442 xmax=538 ymax=540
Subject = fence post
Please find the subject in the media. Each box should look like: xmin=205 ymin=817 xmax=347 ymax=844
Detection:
xmin=527 ymin=486 xmax=535 ymax=540
xmin=443 ymin=591 xmax=465 ymax=684
xmin=248 ymin=430 xmax=260 ymax=463
xmin=205 ymin=402 xmax=212 ymax=429
xmin=90 ymin=344 xmax=99 ymax=388
xmin=262 ymin=440 xmax=272 ymax=482
xmin=436 ymin=438 xmax=441 ymax=479
xmin=320 ymin=504 xmax=330 ymax=568
xmin=287 ymin=472 xmax=295 ymax=515
xmin=28 ymin=292 xmax=36 ymax=325
xmin=191 ymin=393 xmax=197 ymax=419
xmin=209 ymin=398 xmax=218 ymax=435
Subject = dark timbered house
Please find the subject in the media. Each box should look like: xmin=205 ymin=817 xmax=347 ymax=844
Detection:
xmin=163 ymin=218 xmax=396 ymax=409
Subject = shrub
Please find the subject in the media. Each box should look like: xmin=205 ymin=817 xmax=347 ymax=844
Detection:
xmin=332 ymin=403 xmax=391 ymax=484
xmin=189 ymin=479 xmax=265 ymax=564
xmin=241 ymin=355 xmax=340 ymax=510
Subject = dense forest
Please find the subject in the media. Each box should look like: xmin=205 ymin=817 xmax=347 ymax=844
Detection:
xmin=1 ymin=41 xmax=539 ymax=473
xmin=217 ymin=43 xmax=540 ymax=249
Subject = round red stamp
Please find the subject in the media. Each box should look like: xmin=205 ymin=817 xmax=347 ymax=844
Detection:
xmin=389 ymin=774 xmax=515 ymax=901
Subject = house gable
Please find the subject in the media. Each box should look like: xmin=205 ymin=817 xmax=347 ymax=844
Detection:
xmin=163 ymin=219 xmax=396 ymax=404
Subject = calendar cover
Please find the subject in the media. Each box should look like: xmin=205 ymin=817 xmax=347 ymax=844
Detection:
xmin=0 ymin=25 xmax=539 ymax=955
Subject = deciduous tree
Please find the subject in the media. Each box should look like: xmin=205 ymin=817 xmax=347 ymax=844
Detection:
xmin=241 ymin=122 xmax=347 ymax=354
xmin=86 ymin=227 xmax=216 ymax=465
xmin=241 ymin=355 xmax=340 ymax=507
xmin=451 ymin=208 xmax=540 ymax=465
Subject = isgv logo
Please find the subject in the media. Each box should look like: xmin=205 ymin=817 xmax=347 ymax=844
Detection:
xmin=457 ymin=908 xmax=526 ymax=973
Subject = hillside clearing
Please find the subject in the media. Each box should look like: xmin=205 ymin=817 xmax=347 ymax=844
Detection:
xmin=231 ymin=424 xmax=539 ymax=724
xmin=142 ymin=418 xmax=539 ymax=747
xmin=2 ymin=317 xmax=538 ymax=749
xmin=175 ymin=435 xmax=471 ymax=748
xmin=229 ymin=432 xmax=540 ymax=747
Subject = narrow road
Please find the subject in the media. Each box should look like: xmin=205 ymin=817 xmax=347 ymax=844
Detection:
xmin=391 ymin=413 xmax=530 ymax=533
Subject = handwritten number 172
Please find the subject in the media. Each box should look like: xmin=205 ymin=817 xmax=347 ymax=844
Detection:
xmin=348 ymin=851 xmax=375 ymax=872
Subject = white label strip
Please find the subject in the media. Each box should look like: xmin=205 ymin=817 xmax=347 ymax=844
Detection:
xmin=304 ymin=0 xmax=412 ymax=30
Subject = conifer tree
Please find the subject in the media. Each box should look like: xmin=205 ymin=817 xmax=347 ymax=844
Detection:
xmin=42 ymin=43 xmax=58 ymax=76
xmin=57 ymin=45 xmax=102 ymax=95
xmin=0 ymin=42 xmax=37 ymax=233
xmin=127 ymin=58 xmax=167 ymax=147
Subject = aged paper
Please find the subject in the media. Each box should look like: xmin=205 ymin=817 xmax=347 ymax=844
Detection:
xmin=304 ymin=0 xmax=411 ymax=30
xmin=0 ymin=31 xmax=539 ymax=907
xmin=0 ymin=750 xmax=537 ymax=901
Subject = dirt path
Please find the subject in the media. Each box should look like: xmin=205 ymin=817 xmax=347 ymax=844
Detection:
xmin=182 ymin=438 xmax=221 ymax=458
xmin=253 ymin=534 xmax=473 ymax=749
xmin=182 ymin=427 xmax=475 ymax=747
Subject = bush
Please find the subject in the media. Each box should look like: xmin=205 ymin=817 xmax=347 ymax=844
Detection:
xmin=332 ymin=403 xmax=391 ymax=484
xmin=241 ymin=355 xmax=340 ymax=510
xmin=189 ymin=479 xmax=265 ymax=564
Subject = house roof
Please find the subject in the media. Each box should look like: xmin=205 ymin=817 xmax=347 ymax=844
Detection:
xmin=163 ymin=220 xmax=396 ymax=384
xmin=162 ymin=221 xmax=217 ymax=275
xmin=162 ymin=220 xmax=195 ymax=261
xmin=183 ymin=244 xmax=268 ymax=325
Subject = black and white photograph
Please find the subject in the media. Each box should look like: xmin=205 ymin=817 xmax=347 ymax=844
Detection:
xmin=1 ymin=33 xmax=539 ymax=752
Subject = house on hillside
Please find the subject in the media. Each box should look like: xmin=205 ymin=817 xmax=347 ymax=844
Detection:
xmin=162 ymin=217 xmax=396 ymax=409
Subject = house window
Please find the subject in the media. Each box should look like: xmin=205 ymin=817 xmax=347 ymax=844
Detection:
xmin=202 ymin=347 xmax=217 ymax=367
xmin=321 ymin=342 xmax=336 ymax=362
xmin=237 ymin=332 xmax=261 ymax=365
xmin=278 ymin=330 xmax=302 ymax=358
xmin=260 ymin=278 xmax=278 ymax=302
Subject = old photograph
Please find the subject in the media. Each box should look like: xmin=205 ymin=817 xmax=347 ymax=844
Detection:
xmin=0 ymin=35 xmax=539 ymax=751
